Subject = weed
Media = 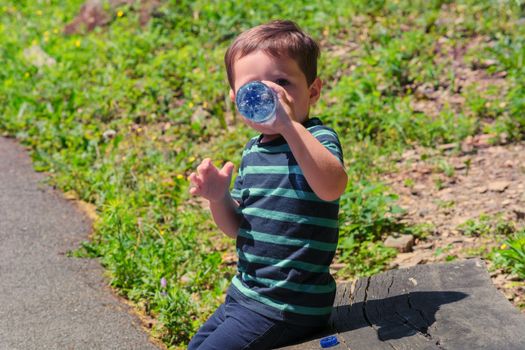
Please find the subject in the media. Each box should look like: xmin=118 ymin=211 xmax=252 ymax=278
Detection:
xmin=494 ymin=229 xmax=525 ymax=279
xmin=457 ymin=214 xmax=516 ymax=237
xmin=403 ymin=178 xmax=415 ymax=188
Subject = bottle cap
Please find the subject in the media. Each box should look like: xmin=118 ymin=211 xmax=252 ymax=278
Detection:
xmin=320 ymin=335 xmax=339 ymax=348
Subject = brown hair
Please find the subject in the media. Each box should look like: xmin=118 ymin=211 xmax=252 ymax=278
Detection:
xmin=224 ymin=20 xmax=320 ymax=89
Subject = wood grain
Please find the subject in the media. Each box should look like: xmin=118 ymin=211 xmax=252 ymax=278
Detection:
xmin=277 ymin=259 xmax=525 ymax=349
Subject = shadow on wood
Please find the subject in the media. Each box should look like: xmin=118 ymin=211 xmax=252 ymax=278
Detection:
xmin=277 ymin=259 xmax=525 ymax=350
xmin=334 ymin=291 xmax=467 ymax=341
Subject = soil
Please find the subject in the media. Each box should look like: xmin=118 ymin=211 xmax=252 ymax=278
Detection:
xmin=381 ymin=139 xmax=525 ymax=312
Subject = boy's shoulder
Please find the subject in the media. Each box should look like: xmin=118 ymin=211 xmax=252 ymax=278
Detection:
xmin=243 ymin=135 xmax=260 ymax=150
xmin=304 ymin=117 xmax=340 ymax=138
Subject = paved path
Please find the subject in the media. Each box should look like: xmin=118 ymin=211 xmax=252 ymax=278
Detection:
xmin=0 ymin=137 xmax=160 ymax=350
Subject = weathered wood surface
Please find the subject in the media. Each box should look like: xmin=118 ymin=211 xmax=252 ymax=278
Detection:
xmin=278 ymin=259 xmax=525 ymax=350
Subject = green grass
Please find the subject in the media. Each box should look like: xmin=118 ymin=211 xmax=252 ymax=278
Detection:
xmin=2 ymin=0 xmax=525 ymax=347
xmin=493 ymin=229 xmax=525 ymax=280
xmin=457 ymin=213 xmax=516 ymax=237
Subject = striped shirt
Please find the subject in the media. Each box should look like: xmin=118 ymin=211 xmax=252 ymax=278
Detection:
xmin=227 ymin=117 xmax=344 ymax=326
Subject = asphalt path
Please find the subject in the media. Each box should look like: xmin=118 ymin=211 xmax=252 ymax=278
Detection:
xmin=0 ymin=137 xmax=160 ymax=350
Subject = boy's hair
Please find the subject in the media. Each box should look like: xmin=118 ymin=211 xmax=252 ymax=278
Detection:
xmin=225 ymin=20 xmax=320 ymax=89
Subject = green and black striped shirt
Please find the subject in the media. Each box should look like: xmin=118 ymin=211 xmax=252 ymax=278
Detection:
xmin=227 ymin=117 xmax=344 ymax=326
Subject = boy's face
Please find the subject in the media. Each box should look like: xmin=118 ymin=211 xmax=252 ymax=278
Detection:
xmin=230 ymin=50 xmax=321 ymax=124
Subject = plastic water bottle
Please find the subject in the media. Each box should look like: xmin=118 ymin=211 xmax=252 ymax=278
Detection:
xmin=235 ymin=81 xmax=277 ymax=123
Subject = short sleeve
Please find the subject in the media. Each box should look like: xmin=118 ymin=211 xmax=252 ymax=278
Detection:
xmin=230 ymin=166 xmax=243 ymax=202
xmin=229 ymin=137 xmax=257 ymax=204
xmin=310 ymin=126 xmax=344 ymax=165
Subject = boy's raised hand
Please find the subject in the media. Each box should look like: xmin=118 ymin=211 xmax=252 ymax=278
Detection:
xmin=240 ymin=80 xmax=295 ymax=136
xmin=188 ymin=158 xmax=235 ymax=203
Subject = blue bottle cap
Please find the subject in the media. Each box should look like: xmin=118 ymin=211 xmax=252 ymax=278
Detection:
xmin=320 ymin=335 xmax=339 ymax=348
xmin=235 ymin=81 xmax=277 ymax=123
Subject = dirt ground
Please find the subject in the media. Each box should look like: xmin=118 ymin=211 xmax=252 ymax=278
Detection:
xmin=381 ymin=138 xmax=525 ymax=311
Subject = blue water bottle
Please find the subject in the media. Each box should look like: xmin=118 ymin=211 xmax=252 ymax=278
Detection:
xmin=235 ymin=81 xmax=277 ymax=123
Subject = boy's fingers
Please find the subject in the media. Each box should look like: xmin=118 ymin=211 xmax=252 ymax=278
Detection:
xmin=261 ymin=80 xmax=281 ymax=93
xmin=220 ymin=162 xmax=235 ymax=177
xmin=188 ymin=172 xmax=198 ymax=184
xmin=197 ymin=162 xmax=210 ymax=175
xmin=197 ymin=158 xmax=214 ymax=175
xmin=262 ymin=80 xmax=289 ymax=101
xmin=189 ymin=185 xmax=201 ymax=195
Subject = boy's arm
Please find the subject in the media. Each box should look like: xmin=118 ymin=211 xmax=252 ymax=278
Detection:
xmin=188 ymin=158 xmax=242 ymax=238
xmin=209 ymin=194 xmax=241 ymax=239
xmin=281 ymin=121 xmax=347 ymax=201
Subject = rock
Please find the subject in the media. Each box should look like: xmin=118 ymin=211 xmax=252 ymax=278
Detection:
xmin=488 ymin=181 xmax=510 ymax=193
xmin=416 ymin=242 xmax=434 ymax=250
xmin=384 ymin=234 xmax=415 ymax=253
xmin=402 ymin=149 xmax=417 ymax=161
xmin=461 ymin=142 xmax=474 ymax=153
xmin=438 ymin=143 xmax=456 ymax=151
xmin=508 ymin=274 xmax=522 ymax=282
xmin=410 ymin=184 xmax=427 ymax=196
xmin=64 ymin=0 xmax=161 ymax=34
xmin=418 ymin=208 xmax=430 ymax=217
xmin=452 ymin=216 xmax=471 ymax=227
xmin=511 ymin=206 xmax=525 ymax=220
xmin=102 ymin=129 xmax=116 ymax=140
xmin=475 ymin=186 xmax=488 ymax=194
xmin=475 ymin=134 xmax=494 ymax=148
xmin=23 ymin=45 xmax=56 ymax=68
xmin=492 ymin=273 xmax=507 ymax=287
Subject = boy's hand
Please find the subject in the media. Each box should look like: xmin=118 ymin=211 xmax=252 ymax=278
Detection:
xmin=241 ymin=80 xmax=295 ymax=135
xmin=188 ymin=158 xmax=235 ymax=203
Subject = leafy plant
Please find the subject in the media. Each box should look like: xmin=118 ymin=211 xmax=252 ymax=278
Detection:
xmin=494 ymin=229 xmax=525 ymax=279
xmin=457 ymin=214 xmax=516 ymax=237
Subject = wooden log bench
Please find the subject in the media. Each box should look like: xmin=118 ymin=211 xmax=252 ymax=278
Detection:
xmin=278 ymin=259 xmax=525 ymax=349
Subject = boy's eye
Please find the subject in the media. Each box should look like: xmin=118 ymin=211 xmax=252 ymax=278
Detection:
xmin=275 ymin=79 xmax=290 ymax=86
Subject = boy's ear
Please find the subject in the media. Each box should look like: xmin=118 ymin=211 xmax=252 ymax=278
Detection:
xmin=229 ymin=89 xmax=235 ymax=102
xmin=308 ymin=77 xmax=322 ymax=106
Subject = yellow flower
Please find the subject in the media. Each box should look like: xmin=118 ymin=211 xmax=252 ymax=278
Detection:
xmin=188 ymin=156 xmax=196 ymax=162
xmin=31 ymin=39 xmax=38 ymax=45
xmin=75 ymin=39 xmax=81 ymax=47
xmin=500 ymin=243 xmax=508 ymax=250
xmin=117 ymin=10 xmax=124 ymax=17
xmin=53 ymin=28 xmax=59 ymax=34
xmin=176 ymin=174 xmax=184 ymax=180
xmin=188 ymin=102 xmax=194 ymax=108
xmin=43 ymin=31 xmax=49 ymax=36
xmin=24 ymin=72 xmax=30 ymax=78
xmin=36 ymin=10 xmax=42 ymax=16
xmin=44 ymin=37 xmax=48 ymax=43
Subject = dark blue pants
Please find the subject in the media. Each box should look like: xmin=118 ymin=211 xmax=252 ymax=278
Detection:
xmin=187 ymin=295 xmax=323 ymax=349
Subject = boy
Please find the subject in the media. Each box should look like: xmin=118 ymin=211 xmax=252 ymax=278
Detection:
xmin=188 ymin=20 xmax=347 ymax=349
